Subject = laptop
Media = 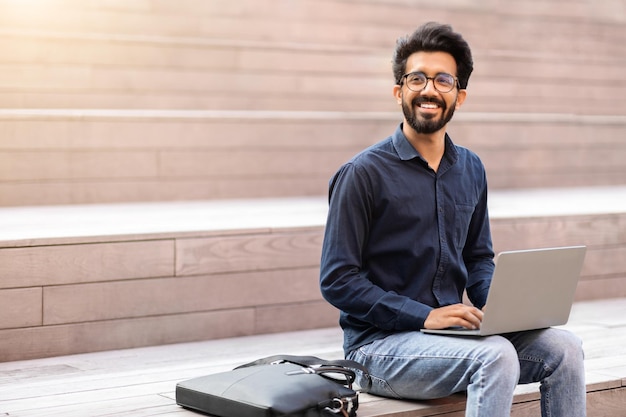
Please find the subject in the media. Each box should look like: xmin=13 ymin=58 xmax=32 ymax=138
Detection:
xmin=421 ymin=246 xmax=586 ymax=336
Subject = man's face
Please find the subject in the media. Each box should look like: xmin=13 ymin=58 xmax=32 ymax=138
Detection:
xmin=394 ymin=51 xmax=466 ymax=135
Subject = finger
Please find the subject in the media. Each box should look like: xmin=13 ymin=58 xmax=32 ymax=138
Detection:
xmin=463 ymin=307 xmax=484 ymax=328
xmin=448 ymin=305 xmax=482 ymax=329
xmin=424 ymin=304 xmax=483 ymax=329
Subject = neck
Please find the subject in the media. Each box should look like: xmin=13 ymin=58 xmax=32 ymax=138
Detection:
xmin=403 ymin=123 xmax=447 ymax=172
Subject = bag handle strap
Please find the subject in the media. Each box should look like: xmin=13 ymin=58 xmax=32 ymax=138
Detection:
xmin=235 ymin=354 xmax=372 ymax=392
xmin=283 ymin=364 xmax=357 ymax=387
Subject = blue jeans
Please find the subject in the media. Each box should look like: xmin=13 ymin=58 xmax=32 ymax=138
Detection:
xmin=347 ymin=328 xmax=586 ymax=417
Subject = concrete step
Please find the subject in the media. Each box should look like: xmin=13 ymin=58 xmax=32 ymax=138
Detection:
xmin=1 ymin=188 xmax=625 ymax=361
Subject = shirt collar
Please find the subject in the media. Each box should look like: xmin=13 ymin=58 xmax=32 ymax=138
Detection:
xmin=391 ymin=123 xmax=459 ymax=164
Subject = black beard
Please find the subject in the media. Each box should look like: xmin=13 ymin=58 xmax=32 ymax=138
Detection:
xmin=402 ymin=96 xmax=456 ymax=134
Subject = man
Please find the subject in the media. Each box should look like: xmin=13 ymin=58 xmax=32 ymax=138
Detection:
xmin=319 ymin=22 xmax=586 ymax=417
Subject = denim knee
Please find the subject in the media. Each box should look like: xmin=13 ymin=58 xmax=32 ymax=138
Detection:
xmin=547 ymin=329 xmax=585 ymax=373
xmin=480 ymin=336 xmax=521 ymax=386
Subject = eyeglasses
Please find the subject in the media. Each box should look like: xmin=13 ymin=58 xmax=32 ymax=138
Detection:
xmin=399 ymin=71 xmax=459 ymax=93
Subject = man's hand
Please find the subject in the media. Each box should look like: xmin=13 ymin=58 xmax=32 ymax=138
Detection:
xmin=424 ymin=304 xmax=484 ymax=330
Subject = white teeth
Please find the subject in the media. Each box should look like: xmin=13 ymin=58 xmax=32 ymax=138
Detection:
xmin=419 ymin=103 xmax=438 ymax=109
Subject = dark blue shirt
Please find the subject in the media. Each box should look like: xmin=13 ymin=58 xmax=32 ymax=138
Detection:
xmin=320 ymin=124 xmax=495 ymax=355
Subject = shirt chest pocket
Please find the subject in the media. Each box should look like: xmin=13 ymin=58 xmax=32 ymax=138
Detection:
xmin=453 ymin=204 xmax=475 ymax=249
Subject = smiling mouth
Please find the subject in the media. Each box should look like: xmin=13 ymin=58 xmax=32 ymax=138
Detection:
xmin=414 ymin=97 xmax=445 ymax=111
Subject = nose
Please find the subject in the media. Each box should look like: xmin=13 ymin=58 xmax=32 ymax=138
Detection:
xmin=421 ymin=78 xmax=438 ymax=94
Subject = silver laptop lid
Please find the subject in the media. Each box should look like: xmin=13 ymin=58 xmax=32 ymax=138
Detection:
xmin=479 ymin=245 xmax=587 ymax=335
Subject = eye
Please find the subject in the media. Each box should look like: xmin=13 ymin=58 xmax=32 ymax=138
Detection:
xmin=407 ymin=72 xmax=427 ymax=84
xmin=435 ymin=73 xmax=455 ymax=87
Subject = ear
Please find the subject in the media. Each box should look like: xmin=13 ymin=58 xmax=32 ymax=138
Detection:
xmin=455 ymin=89 xmax=468 ymax=109
xmin=393 ymin=84 xmax=403 ymax=105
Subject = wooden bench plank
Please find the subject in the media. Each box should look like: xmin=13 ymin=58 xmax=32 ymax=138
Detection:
xmin=175 ymin=231 xmax=323 ymax=276
xmin=42 ymin=267 xmax=323 ymax=325
xmin=0 ymin=287 xmax=42 ymax=329
xmin=0 ymin=240 xmax=175 ymax=289
xmin=0 ymin=309 xmax=256 ymax=362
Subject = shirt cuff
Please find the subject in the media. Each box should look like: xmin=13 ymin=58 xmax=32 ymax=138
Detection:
xmin=395 ymin=299 xmax=434 ymax=330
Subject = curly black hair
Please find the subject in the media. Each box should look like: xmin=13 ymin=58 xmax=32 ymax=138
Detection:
xmin=392 ymin=22 xmax=474 ymax=89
